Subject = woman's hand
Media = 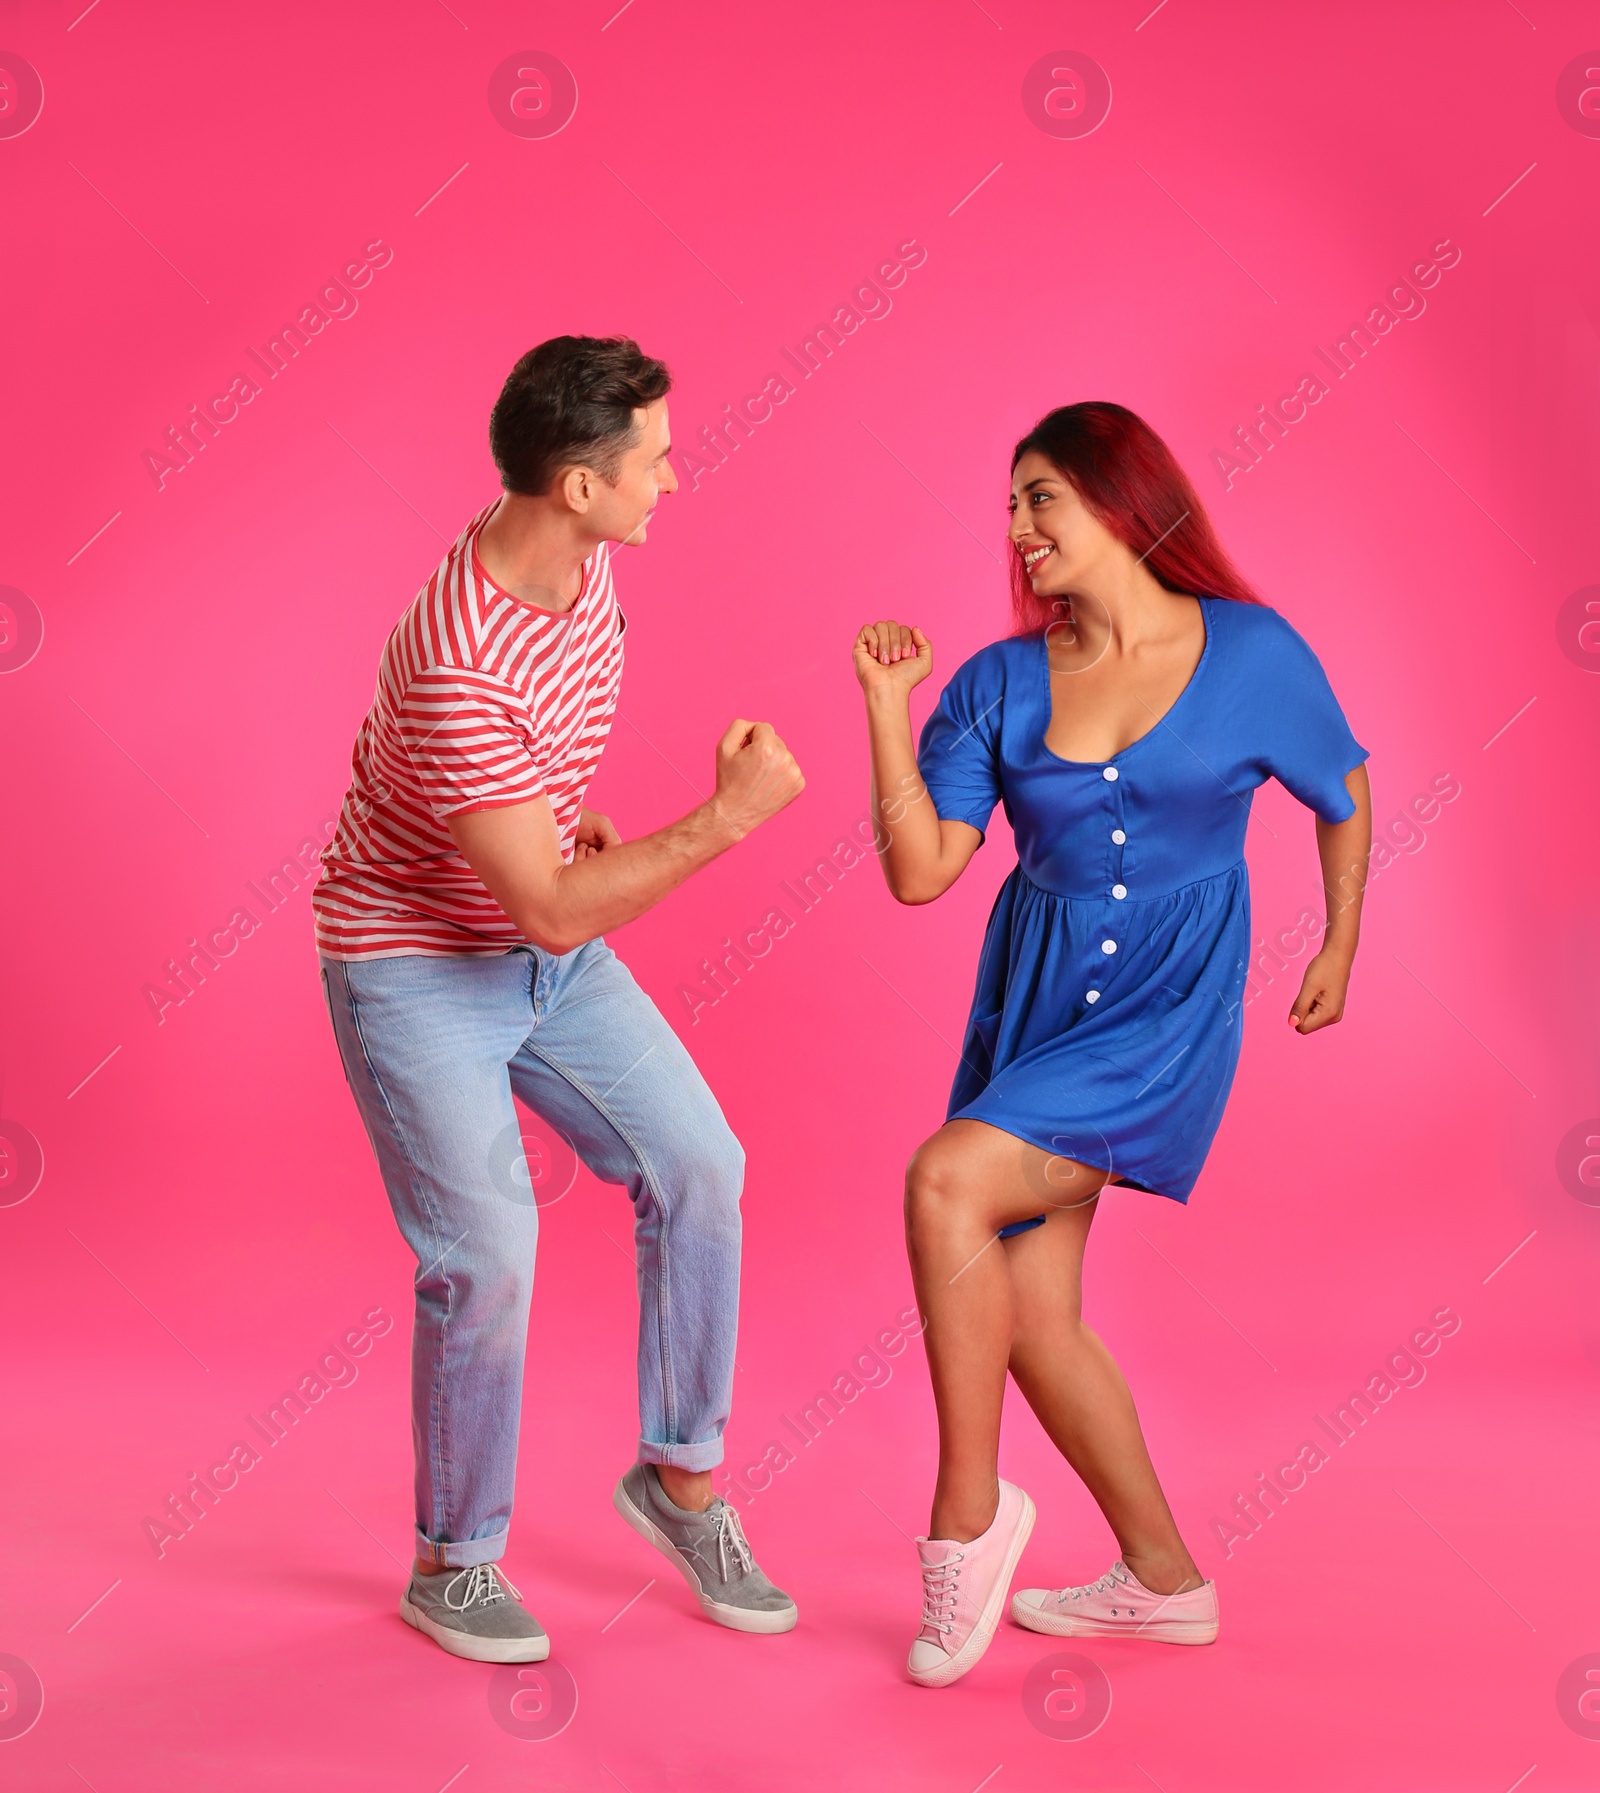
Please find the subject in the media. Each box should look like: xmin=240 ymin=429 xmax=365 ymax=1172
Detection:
xmin=572 ymin=807 xmax=621 ymax=861
xmin=1289 ymin=948 xmax=1352 ymax=1033
xmin=854 ymin=620 xmax=933 ymax=697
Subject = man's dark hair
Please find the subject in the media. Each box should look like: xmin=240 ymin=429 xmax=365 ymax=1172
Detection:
xmin=489 ymin=335 xmax=672 ymax=496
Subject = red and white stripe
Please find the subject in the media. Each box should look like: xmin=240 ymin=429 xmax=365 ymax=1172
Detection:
xmin=313 ymin=502 xmax=625 ymax=959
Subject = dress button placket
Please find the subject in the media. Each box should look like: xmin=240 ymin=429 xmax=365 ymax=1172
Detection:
xmin=1091 ymin=764 xmax=1126 ymax=1003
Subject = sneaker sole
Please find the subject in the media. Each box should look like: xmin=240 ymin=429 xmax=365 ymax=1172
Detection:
xmin=907 ymin=1488 xmax=1037 ymax=1689
xmin=611 ymin=1478 xmax=798 ymax=1635
xmin=1010 ymin=1598 xmax=1218 ymax=1646
xmin=399 ymin=1593 xmax=551 ymax=1663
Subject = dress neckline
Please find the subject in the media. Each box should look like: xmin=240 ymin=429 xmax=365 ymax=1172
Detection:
xmin=1035 ymin=595 xmax=1214 ymax=768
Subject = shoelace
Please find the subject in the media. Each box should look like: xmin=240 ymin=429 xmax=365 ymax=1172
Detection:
xmin=443 ymin=1563 xmax=521 ymax=1613
xmin=1056 ymin=1562 xmax=1132 ymax=1608
xmin=705 ymin=1502 xmax=756 ymax=1581
xmin=918 ymin=1553 xmax=965 ymax=1636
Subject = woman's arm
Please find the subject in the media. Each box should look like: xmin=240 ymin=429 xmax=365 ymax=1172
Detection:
xmin=854 ymin=620 xmax=984 ymax=905
xmin=1289 ymin=762 xmax=1372 ymax=1033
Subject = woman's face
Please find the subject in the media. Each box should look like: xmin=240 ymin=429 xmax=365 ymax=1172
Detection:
xmin=1007 ymin=451 xmax=1116 ymax=598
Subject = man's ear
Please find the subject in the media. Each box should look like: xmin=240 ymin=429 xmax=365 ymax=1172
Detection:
xmin=558 ymin=464 xmax=593 ymax=513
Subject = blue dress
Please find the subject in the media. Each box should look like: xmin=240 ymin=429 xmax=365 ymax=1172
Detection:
xmin=917 ymin=596 xmax=1367 ymax=1211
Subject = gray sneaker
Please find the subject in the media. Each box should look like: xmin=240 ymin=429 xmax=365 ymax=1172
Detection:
xmin=613 ymin=1464 xmax=798 ymax=1634
xmin=399 ymin=1563 xmax=550 ymax=1663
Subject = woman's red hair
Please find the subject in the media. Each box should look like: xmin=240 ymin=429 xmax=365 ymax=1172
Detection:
xmin=1008 ymin=402 xmax=1262 ymax=631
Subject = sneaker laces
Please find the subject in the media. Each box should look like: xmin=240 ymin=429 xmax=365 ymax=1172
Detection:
xmin=704 ymin=1502 xmax=756 ymax=1582
xmin=1056 ymin=1562 xmax=1131 ymax=1607
xmin=443 ymin=1563 xmax=521 ymax=1612
xmin=919 ymin=1553 xmax=965 ymax=1636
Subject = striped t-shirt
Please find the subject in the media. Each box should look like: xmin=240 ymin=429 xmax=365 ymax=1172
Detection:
xmin=313 ymin=501 xmax=625 ymax=959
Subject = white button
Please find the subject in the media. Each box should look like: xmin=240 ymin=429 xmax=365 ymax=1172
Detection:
xmin=1101 ymin=939 xmax=1117 ymax=954
xmin=1102 ymin=766 xmax=1119 ymax=781
xmin=1112 ymin=884 xmax=1127 ymax=899
xmin=1111 ymin=829 xmax=1126 ymax=844
xmin=1085 ymin=989 xmax=1101 ymax=1003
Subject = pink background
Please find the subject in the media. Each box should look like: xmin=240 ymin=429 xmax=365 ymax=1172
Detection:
xmin=4 ymin=2 xmax=1599 ymax=1788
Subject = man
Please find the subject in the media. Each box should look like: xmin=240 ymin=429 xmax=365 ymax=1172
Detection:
xmin=313 ymin=336 xmax=804 ymax=1662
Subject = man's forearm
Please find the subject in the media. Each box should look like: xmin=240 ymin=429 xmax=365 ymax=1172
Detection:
xmin=450 ymin=719 xmax=803 ymax=951
xmin=518 ymin=802 xmax=739 ymax=952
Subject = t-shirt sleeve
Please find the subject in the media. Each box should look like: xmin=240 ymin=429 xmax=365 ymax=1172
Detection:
xmin=916 ymin=648 xmax=1005 ymax=838
xmin=395 ymin=668 xmax=547 ymax=819
xmin=1257 ymin=615 xmax=1369 ymax=823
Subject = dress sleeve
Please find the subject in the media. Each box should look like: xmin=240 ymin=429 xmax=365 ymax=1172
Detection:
xmin=1257 ymin=615 xmax=1369 ymax=823
xmin=916 ymin=647 xmax=1005 ymax=838
xmin=395 ymin=667 xmax=546 ymax=819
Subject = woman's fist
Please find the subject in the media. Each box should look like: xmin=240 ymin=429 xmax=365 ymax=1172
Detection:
xmin=853 ymin=620 xmax=932 ymax=696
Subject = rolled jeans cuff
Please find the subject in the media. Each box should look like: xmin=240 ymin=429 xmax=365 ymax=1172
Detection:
xmin=637 ymin=1437 xmax=724 ymax=1472
xmin=415 ymin=1527 xmax=507 ymax=1570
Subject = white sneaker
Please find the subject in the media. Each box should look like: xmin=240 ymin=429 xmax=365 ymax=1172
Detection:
xmin=1011 ymin=1559 xmax=1218 ymax=1645
xmin=906 ymin=1480 xmax=1036 ymax=1687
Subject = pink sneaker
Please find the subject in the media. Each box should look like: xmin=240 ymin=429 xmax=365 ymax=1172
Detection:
xmin=1011 ymin=1559 xmax=1218 ymax=1645
xmin=907 ymin=1480 xmax=1036 ymax=1687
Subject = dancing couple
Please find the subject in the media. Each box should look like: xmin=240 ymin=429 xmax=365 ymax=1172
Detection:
xmin=312 ymin=336 xmax=1370 ymax=1685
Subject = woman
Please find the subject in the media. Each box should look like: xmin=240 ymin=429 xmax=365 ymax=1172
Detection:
xmin=853 ymin=402 xmax=1371 ymax=1689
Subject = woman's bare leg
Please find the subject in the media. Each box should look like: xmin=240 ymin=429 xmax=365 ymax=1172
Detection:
xmin=904 ymin=1118 xmax=1200 ymax=1589
xmin=1004 ymin=1204 xmax=1201 ymax=1595
xmin=904 ymin=1119 xmax=1107 ymax=1541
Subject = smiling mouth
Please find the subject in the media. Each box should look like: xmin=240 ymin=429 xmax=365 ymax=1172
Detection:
xmin=1023 ymin=545 xmax=1054 ymax=573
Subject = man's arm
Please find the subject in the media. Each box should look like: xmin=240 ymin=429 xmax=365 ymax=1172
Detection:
xmin=447 ymin=718 xmax=803 ymax=954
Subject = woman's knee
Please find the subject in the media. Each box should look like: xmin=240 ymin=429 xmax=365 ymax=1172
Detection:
xmin=904 ymin=1135 xmax=978 ymax=1237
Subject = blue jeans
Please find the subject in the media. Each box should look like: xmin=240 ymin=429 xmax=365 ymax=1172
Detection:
xmin=319 ymin=939 xmax=744 ymax=1569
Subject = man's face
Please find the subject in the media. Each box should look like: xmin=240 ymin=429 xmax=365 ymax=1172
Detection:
xmin=591 ymin=399 xmax=678 ymax=546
